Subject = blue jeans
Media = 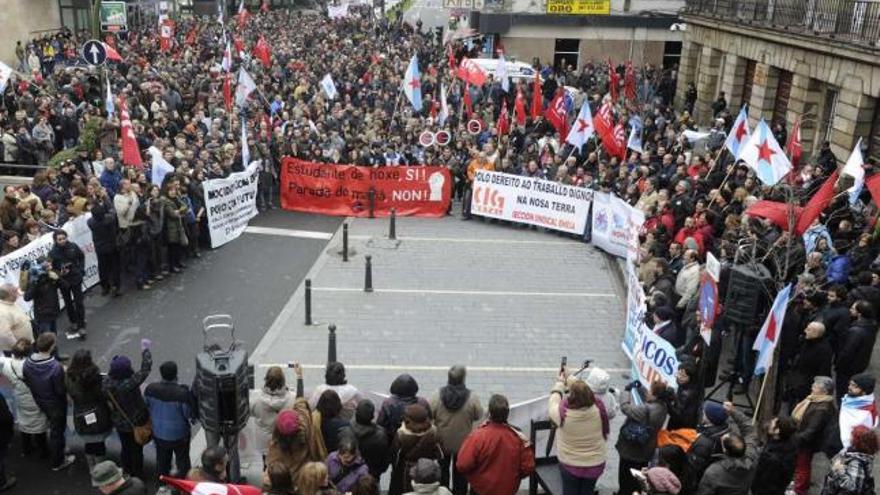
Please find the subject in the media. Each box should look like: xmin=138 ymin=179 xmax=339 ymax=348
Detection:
xmin=559 ymin=465 xmax=598 ymax=495
xmin=34 ymin=320 xmax=56 ymax=335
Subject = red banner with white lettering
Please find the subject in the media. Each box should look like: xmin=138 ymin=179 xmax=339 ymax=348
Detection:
xmin=280 ymin=158 xmax=452 ymax=217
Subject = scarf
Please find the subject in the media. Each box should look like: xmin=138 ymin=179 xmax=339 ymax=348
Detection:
xmin=792 ymin=393 xmax=834 ymax=423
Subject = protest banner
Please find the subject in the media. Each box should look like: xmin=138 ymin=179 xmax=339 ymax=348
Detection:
xmin=471 ymin=170 xmax=593 ymax=234
xmin=0 ymin=214 xmax=98 ymax=314
xmin=590 ymin=191 xmax=644 ymax=259
xmin=633 ymin=325 xmax=680 ymax=390
xmin=280 ymin=158 xmax=452 ymax=217
xmin=204 ymin=161 xmax=260 ymax=248
xmin=621 ymin=259 xmax=647 ymax=360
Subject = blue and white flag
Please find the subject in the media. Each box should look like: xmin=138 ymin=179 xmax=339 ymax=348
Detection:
xmin=843 ymin=138 xmax=865 ymax=205
xmin=626 ymin=115 xmax=643 ymax=153
xmin=752 ymin=283 xmax=793 ymax=375
xmin=402 ymin=55 xmax=422 ymax=112
xmin=840 ymin=393 xmax=878 ymax=448
xmin=438 ymin=83 xmax=449 ymax=126
xmin=321 ymin=73 xmax=338 ymax=100
xmin=105 ymin=78 xmax=115 ymax=118
xmin=724 ymin=106 xmax=751 ymax=158
xmin=0 ymin=62 xmax=12 ymax=92
xmin=740 ymin=119 xmax=792 ymax=186
xmin=495 ymin=54 xmax=509 ymax=93
xmin=241 ymin=119 xmax=250 ymax=166
xmin=148 ymin=147 xmax=174 ymax=186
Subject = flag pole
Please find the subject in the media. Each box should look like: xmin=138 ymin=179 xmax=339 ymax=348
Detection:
xmin=752 ymin=371 xmax=769 ymax=423
xmin=387 ymin=86 xmax=403 ymax=134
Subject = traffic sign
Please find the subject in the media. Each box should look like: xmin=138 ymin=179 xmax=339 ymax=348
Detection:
xmin=82 ymin=40 xmax=107 ymax=66
xmin=698 ymin=274 xmax=719 ymax=329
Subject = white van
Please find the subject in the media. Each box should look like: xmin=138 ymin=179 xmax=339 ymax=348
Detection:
xmin=469 ymin=58 xmax=539 ymax=83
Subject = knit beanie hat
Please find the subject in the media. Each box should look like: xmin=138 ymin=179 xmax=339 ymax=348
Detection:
xmin=108 ymin=355 xmax=133 ymax=379
xmin=851 ymin=373 xmax=876 ymax=395
xmin=703 ymin=402 xmax=728 ymax=426
xmin=275 ymin=410 xmax=300 ymax=435
xmin=646 ymin=467 xmax=681 ymax=495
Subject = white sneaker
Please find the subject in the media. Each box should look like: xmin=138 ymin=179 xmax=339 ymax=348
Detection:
xmin=52 ymin=454 xmax=76 ymax=471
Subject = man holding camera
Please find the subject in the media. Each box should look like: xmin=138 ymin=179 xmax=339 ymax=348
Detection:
xmin=48 ymin=230 xmax=87 ymax=340
xmin=20 ymin=256 xmax=61 ymax=336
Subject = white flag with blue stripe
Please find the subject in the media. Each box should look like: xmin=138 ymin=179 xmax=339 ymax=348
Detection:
xmin=402 ymin=55 xmax=422 ymax=112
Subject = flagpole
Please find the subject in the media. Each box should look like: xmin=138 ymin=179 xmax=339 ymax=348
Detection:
xmin=752 ymin=371 xmax=769 ymax=423
xmin=387 ymin=86 xmax=403 ymax=134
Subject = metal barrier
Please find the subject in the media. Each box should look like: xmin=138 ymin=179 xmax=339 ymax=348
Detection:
xmin=684 ymin=0 xmax=880 ymax=48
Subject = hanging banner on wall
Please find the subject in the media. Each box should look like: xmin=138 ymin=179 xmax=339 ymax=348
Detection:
xmin=204 ymin=161 xmax=260 ymax=248
xmin=590 ymin=191 xmax=644 ymax=260
xmin=280 ymin=158 xmax=452 ymax=217
xmin=471 ymin=170 xmax=593 ymax=234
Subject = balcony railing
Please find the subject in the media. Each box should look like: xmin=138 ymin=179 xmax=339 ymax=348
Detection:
xmin=683 ymin=0 xmax=880 ymax=49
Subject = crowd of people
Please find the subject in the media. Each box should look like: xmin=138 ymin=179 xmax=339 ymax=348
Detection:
xmin=0 ymin=0 xmax=877 ymax=495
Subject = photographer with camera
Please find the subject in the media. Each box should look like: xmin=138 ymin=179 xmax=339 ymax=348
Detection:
xmin=48 ymin=229 xmax=86 ymax=340
xmin=20 ymin=256 xmax=61 ymax=336
xmin=0 ymin=283 xmax=32 ymax=353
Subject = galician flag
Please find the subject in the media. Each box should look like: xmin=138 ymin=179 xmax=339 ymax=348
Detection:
xmin=839 ymin=393 xmax=878 ymax=448
xmin=105 ymin=78 xmax=114 ymax=118
xmin=147 ymin=147 xmax=174 ymax=185
xmin=565 ymin=101 xmax=594 ymax=151
xmin=495 ymin=53 xmax=509 ymax=93
xmin=161 ymin=476 xmax=261 ymax=495
xmin=235 ymin=67 xmax=256 ymax=107
xmin=740 ymin=119 xmax=792 ymax=186
xmin=752 ymin=283 xmax=793 ymax=376
xmin=627 ymin=115 xmax=643 ymax=153
xmin=402 ymin=55 xmax=422 ymax=112
xmin=724 ymin=106 xmax=751 ymax=158
xmin=0 ymin=62 xmax=13 ymax=92
xmin=438 ymin=83 xmax=449 ymax=126
xmin=321 ymin=73 xmax=338 ymax=100
xmin=842 ymin=138 xmax=865 ymax=205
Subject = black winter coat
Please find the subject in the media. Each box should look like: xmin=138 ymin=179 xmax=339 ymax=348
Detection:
xmin=104 ymin=349 xmax=152 ymax=431
xmin=786 ymin=337 xmax=833 ymax=403
xmin=23 ymin=272 xmax=61 ymax=321
xmin=350 ymin=421 xmax=390 ymax=479
xmin=821 ymin=303 xmax=851 ymax=354
xmin=667 ymin=381 xmax=701 ymax=430
xmin=685 ymin=423 xmax=729 ymax=491
xmin=66 ymin=371 xmax=113 ymax=436
xmin=49 ymin=241 xmax=85 ymax=284
xmin=87 ymin=198 xmax=119 ymax=255
xmin=836 ymin=318 xmax=878 ymax=376
xmin=751 ymin=438 xmax=797 ymax=495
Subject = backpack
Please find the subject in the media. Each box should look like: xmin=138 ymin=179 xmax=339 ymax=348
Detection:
xmin=826 ymin=255 xmax=851 ymax=284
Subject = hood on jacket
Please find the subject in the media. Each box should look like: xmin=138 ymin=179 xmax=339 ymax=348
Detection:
xmin=439 ymin=384 xmax=470 ymax=412
xmin=390 ymin=374 xmax=419 ymax=399
xmin=350 ymin=420 xmax=379 ymax=439
xmin=411 ymin=482 xmax=443 ymax=494
xmin=25 ymin=352 xmax=57 ymax=379
xmin=586 ymin=367 xmax=611 ymax=394
xmin=259 ymin=387 xmax=292 ymax=411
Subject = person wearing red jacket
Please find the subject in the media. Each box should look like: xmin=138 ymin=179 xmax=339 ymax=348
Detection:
xmin=456 ymin=395 xmax=535 ymax=495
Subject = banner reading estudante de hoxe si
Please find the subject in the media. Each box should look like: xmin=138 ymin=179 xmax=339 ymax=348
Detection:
xmin=280 ymin=158 xmax=451 ymax=217
xmin=471 ymin=170 xmax=593 ymax=234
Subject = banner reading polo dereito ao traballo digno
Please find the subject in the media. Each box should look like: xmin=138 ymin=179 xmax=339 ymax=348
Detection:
xmin=471 ymin=170 xmax=593 ymax=234
xmin=204 ymin=161 xmax=260 ymax=248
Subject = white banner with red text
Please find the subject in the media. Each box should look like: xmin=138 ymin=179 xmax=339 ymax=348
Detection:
xmin=471 ymin=170 xmax=593 ymax=234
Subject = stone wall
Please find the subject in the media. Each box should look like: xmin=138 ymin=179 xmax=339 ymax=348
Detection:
xmin=680 ymin=16 xmax=880 ymax=159
xmin=0 ymin=0 xmax=63 ymax=67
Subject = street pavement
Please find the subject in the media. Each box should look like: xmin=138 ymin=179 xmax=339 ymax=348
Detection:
xmin=5 ymin=209 xmax=341 ymax=494
xmin=248 ymin=215 xmax=632 ymax=491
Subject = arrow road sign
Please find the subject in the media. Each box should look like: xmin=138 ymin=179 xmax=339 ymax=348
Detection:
xmin=82 ymin=40 xmax=107 ymax=66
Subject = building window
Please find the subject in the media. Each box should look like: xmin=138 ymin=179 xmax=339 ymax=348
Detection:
xmin=868 ymin=101 xmax=880 ymax=162
xmin=818 ymin=88 xmax=839 ymax=146
xmin=773 ymin=70 xmax=793 ymax=124
xmin=554 ymin=39 xmax=579 ymax=71
xmin=741 ymin=60 xmax=756 ymax=108
xmin=662 ymin=41 xmax=682 ymax=70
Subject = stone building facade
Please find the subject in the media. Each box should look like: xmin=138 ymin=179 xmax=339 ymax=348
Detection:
xmin=677 ymin=0 xmax=880 ymax=161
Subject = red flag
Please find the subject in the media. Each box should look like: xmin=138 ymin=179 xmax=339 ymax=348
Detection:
xmin=463 ymin=83 xmax=473 ymax=118
xmin=253 ymin=36 xmax=271 ymax=67
xmin=544 ymin=90 xmax=569 ymax=138
xmin=234 ymin=37 xmax=244 ymax=56
xmin=514 ymin=89 xmax=526 ymax=126
xmin=237 ymin=5 xmax=251 ymax=29
xmin=795 ymin=170 xmax=840 ymax=235
xmin=446 ymin=45 xmax=456 ymax=72
xmin=608 ymin=59 xmax=619 ymax=102
xmin=184 ymin=27 xmax=197 ymax=46
xmin=456 ymin=58 xmax=487 ymax=87
xmin=786 ymin=118 xmax=802 ymax=170
xmin=594 ymin=101 xmax=613 ymax=136
xmin=624 ymin=61 xmax=637 ymax=102
xmin=159 ymin=19 xmax=175 ymax=53
xmin=261 ymin=0 xmax=270 ymax=13
xmin=612 ymin=122 xmax=627 ymax=160
xmin=161 ymin=476 xmax=261 ymax=495
xmin=103 ymin=35 xmax=117 ymax=49
xmin=866 ymin=174 xmax=880 ymax=206
xmin=223 ymin=72 xmax=233 ymax=111
xmin=497 ymin=99 xmax=510 ymax=135
xmin=118 ymin=97 xmax=143 ymax=168
xmin=530 ymin=72 xmax=542 ymax=120
xmin=746 ymin=200 xmax=804 ymax=231
xmin=102 ymin=43 xmax=122 ymax=62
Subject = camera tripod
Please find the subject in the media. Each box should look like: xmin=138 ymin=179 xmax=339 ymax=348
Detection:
xmin=704 ymin=323 xmax=755 ymax=416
